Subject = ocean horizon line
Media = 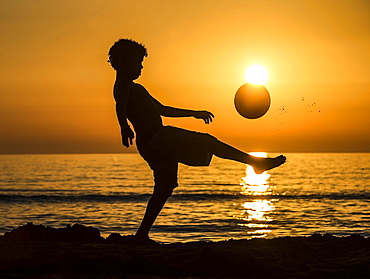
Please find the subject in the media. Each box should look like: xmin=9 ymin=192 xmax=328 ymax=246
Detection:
xmin=1 ymin=151 xmax=370 ymax=155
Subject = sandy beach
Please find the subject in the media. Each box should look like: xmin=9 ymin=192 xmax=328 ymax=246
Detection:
xmin=0 ymin=223 xmax=369 ymax=278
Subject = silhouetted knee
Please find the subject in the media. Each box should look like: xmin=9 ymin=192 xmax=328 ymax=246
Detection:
xmin=207 ymin=135 xmax=223 ymax=153
xmin=209 ymin=134 xmax=219 ymax=147
xmin=153 ymin=185 xmax=174 ymax=199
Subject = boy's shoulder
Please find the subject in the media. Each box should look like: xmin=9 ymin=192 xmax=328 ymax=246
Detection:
xmin=132 ymin=81 xmax=144 ymax=88
xmin=131 ymin=82 xmax=149 ymax=93
xmin=114 ymin=78 xmax=149 ymax=97
xmin=115 ymin=79 xmax=143 ymax=91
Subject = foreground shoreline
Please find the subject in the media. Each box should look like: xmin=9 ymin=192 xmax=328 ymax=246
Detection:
xmin=1 ymin=223 xmax=369 ymax=278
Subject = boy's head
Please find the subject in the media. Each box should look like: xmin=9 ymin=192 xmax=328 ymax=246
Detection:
xmin=108 ymin=39 xmax=148 ymax=79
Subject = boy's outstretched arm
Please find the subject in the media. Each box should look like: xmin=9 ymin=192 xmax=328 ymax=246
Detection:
xmin=151 ymin=96 xmax=214 ymax=124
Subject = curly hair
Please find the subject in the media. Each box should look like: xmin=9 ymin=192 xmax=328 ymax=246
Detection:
xmin=107 ymin=39 xmax=148 ymax=70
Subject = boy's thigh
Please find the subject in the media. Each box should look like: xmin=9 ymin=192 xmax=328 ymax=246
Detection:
xmin=161 ymin=126 xmax=216 ymax=166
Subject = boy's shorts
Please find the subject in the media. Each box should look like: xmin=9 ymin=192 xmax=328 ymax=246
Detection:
xmin=137 ymin=126 xmax=217 ymax=193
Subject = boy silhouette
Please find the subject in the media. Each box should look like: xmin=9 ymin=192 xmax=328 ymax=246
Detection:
xmin=108 ymin=39 xmax=286 ymax=243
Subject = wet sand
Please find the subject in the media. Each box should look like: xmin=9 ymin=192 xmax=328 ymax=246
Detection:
xmin=1 ymin=223 xmax=369 ymax=278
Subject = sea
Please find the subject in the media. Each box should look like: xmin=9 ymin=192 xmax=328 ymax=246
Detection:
xmin=0 ymin=153 xmax=369 ymax=243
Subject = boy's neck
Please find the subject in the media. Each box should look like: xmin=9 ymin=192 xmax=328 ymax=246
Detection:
xmin=116 ymin=71 xmax=133 ymax=81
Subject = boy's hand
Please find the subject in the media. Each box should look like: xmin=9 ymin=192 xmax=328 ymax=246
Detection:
xmin=121 ymin=126 xmax=135 ymax=147
xmin=194 ymin=110 xmax=214 ymax=124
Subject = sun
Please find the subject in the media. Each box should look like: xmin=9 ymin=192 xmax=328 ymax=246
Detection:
xmin=245 ymin=65 xmax=268 ymax=85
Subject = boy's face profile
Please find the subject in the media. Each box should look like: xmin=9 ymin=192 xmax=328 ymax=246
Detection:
xmin=120 ymin=54 xmax=144 ymax=80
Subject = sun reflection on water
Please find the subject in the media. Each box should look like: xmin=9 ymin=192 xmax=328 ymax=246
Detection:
xmin=238 ymin=152 xmax=277 ymax=238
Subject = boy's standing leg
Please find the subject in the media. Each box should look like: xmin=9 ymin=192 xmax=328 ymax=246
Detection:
xmin=135 ymin=162 xmax=178 ymax=241
xmin=135 ymin=188 xmax=173 ymax=240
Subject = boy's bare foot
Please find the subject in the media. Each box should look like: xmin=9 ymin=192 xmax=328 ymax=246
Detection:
xmin=135 ymin=234 xmax=161 ymax=245
xmin=251 ymin=155 xmax=286 ymax=174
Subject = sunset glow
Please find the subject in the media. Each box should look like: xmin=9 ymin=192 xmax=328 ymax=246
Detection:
xmin=0 ymin=1 xmax=369 ymax=154
xmin=242 ymin=152 xmax=270 ymax=192
xmin=245 ymin=65 xmax=268 ymax=85
xmin=239 ymin=152 xmax=275 ymax=238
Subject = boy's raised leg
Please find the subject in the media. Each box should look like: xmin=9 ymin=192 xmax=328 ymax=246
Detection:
xmin=212 ymin=139 xmax=286 ymax=174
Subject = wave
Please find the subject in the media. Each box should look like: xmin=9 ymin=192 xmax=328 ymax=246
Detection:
xmin=0 ymin=193 xmax=151 ymax=203
xmin=0 ymin=192 xmax=369 ymax=203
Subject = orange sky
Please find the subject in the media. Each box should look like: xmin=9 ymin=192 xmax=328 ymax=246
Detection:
xmin=0 ymin=0 xmax=369 ymax=154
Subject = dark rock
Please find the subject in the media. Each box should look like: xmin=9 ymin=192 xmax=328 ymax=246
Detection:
xmin=1 ymin=222 xmax=104 ymax=243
